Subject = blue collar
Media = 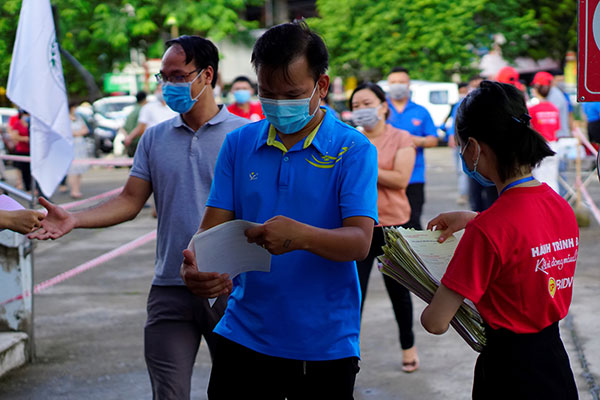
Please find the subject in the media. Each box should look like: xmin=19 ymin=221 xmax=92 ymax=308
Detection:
xmin=500 ymin=176 xmax=535 ymax=195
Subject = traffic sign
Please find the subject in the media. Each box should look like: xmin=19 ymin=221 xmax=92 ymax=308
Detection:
xmin=579 ymin=0 xmax=600 ymax=102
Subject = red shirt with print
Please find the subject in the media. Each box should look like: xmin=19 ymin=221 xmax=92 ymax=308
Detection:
xmin=227 ymin=102 xmax=265 ymax=122
xmin=528 ymin=101 xmax=560 ymax=142
xmin=441 ymin=184 xmax=578 ymax=333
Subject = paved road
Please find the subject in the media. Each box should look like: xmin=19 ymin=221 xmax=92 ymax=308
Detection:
xmin=0 ymin=147 xmax=598 ymax=399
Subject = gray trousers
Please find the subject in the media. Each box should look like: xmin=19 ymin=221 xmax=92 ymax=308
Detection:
xmin=144 ymin=285 xmax=227 ymax=400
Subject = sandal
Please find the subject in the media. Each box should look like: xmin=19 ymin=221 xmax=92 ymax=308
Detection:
xmin=402 ymin=359 xmax=419 ymax=373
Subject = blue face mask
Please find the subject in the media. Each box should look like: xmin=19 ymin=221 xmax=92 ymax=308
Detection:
xmin=460 ymin=140 xmax=495 ymax=187
xmin=258 ymin=84 xmax=319 ymax=134
xmin=162 ymin=69 xmax=206 ymax=114
xmin=234 ymin=89 xmax=251 ymax=104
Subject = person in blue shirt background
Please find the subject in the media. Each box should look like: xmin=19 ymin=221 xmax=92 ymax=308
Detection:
xmin=582 ymin=101 xmax=600 ymax=146
xmin=446 ymin=82 xmax=470 ymax=205
xmin=386 ymin=67 xmax=438 ymax=230
xmin=180 ymin=20 xmax=378 ymax=399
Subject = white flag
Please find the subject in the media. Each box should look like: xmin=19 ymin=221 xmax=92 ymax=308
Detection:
xmin=7 ymin=0 xmax=73 ymax=197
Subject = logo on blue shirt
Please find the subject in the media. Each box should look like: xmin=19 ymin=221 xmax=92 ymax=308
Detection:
xmin=305 ymin=147 xmax=349 ymax=169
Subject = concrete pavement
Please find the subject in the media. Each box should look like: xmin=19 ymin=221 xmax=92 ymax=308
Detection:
xmin=0 ymin=147 xmax=598 ymax=399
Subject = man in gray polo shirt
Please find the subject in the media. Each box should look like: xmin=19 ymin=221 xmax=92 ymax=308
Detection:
xmin=30 ymin=35 xmax=248 ymax=399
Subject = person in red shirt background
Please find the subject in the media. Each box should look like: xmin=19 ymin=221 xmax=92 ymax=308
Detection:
xmin=7 ymin=109 xmax=33 ymax=191
xmin=529 ymin=72 xmax=560 ymax=142
xmin=529 ymin=71 xmax=561 ymax=193
xmin=421 ymin=81 xmax=578 ymax=399
xmin=226 ymin=76 xmax=264 ymax=122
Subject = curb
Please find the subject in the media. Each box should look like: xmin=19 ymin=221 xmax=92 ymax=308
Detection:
xmin=0 ymin=332 xmax=28 ymax=378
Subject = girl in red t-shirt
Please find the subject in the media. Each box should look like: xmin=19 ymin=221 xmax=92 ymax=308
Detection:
xmin=421 ymin=81 xmax=578 ymax=399
xmin=8 ymin=110 xmax=32 ymax=191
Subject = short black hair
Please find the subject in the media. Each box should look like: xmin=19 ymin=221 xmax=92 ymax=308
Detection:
xmin=136 ymin=91 xmax=147 ymax=103
xmin=251 ymin=20 xmax=329 ymax=83
xmin=535 ymin=85 xmax=551 ymax=98
xmin=458 ymin=82 xmax=469 ymax=90
xmin=348 ymin=82 xmax=390 ymax=119
xmin=165 ymin=35 xmax=219 ymax=88
xmin=389 ymin=67 xmax=409 ymax=75
xmin=232 ymin=76 xmax=253 ymax=86
xmin=456 ymin=80 xmax=554 ymax=181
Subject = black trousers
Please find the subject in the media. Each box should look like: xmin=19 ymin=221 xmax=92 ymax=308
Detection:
xmin=468 ymin=178 xmax=498 ymax=212
xmin=405 ymin=183 xmax=424 ymax=230
xmin=208 ymin=335 xmax=360 ymax=400
xmin=13 ymin=156 xmax=32 ymax=191
xmin=356 ymin=227 xmax=415 ymax=350
xmin=473 ymin=322 xmax=578 ymax=400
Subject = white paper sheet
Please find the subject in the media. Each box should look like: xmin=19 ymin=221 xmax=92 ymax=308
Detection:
xmin=0 ymin=195 xmax=25 ymax=211
xmin=398 ymin=228 xmax=459 ymax=281
xmin=187 ymin=219 xmax=272 ymax=306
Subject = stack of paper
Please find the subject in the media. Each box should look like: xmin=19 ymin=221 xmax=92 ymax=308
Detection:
xmin=378 ymin=227 xmax=486 ymax=352
xmin=187 ymin=219 xmax=272 ymax=307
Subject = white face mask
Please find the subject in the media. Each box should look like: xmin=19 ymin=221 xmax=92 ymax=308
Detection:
xmin=352 ymin=106 xmax=381 ymax=129
xmin=389 ymin=83 xmax=410 ymax=100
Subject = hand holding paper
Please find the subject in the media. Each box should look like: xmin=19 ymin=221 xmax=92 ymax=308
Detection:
xmin=427 ymin=211 xmax=478 ymax=243
xmin=180 ymin=249 xmax=233 ymax=298
xmin=0 ymin=195 xmax=45 ymax=234
xmin=378 ymin=227 xmax=486 ymax=352
xmin=182 ymin=220 xmax=272 ymax=305
xmin=245 ymin=215 xmax=302 ymax=255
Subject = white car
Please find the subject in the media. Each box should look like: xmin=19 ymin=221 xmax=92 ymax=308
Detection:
xmin=0 ymin=107 xmax=18 ymax=128
xmin=91 ymin=95 xmax=138 ymax=155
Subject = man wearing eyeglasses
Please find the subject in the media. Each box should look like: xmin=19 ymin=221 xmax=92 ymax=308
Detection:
xmin=30 ymin=35 xmax=249 ymax=399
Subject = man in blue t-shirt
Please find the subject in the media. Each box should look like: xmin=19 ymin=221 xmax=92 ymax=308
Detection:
xmin=180 ymin=21 xmax=378 ymax=399
xmin=386 ymin=67 xmax=438 ymax=229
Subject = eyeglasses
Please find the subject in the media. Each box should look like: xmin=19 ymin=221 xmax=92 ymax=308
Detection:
xmin=155 ymin=68 xmax=202 ymax=84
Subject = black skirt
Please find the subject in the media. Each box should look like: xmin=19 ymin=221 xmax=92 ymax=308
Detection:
xmin=472 ymin=322 xmax=578 ymax=400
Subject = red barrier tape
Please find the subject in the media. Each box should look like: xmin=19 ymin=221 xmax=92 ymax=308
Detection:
xmin=0 ymin=229 xmax=157 ymax=306
xmin=0 ymin=154 xmax=133 ymax=166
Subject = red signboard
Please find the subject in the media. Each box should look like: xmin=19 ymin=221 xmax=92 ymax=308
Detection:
xmin=579 ymin=0 xmax=600 ymax=102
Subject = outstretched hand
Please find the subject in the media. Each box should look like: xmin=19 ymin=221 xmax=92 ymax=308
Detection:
xmin=180 ymin=249 xmax=232 ymax=298
xmin=427 ymin=211 xmax=478 ymax=243
xmin=28 ymin=197 xmax=76 ymax=240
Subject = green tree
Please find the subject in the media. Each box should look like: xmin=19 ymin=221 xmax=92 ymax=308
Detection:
xmin=0 ymin=0 xmax=262 ymax=102
xmin=310 ymin=0 xmax=576 ymax=82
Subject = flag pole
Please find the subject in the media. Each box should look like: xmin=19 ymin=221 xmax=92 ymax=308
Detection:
xmin=28 ymin=174 xmax=36 ymax=361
